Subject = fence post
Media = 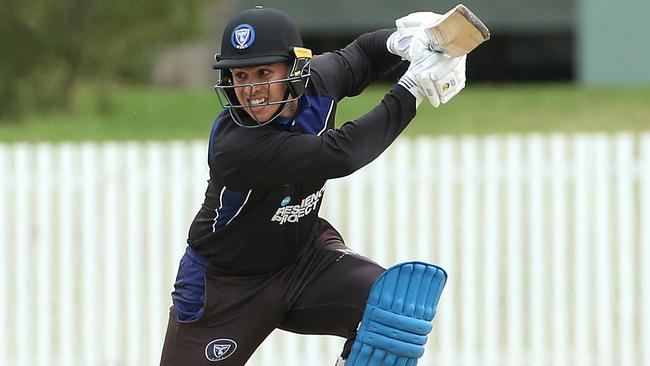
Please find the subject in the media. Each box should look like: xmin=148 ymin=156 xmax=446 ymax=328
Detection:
xmin=415 ymin=137 xmax=434 ymax=264
xmin=550 ymin=134 xmax=568 ymax=366
xmin=640 ymin=133 xmax=650 ymax=366
xmin=615 ymin=133 xmax=635 ymax=366
xmin=126 ymin=142 xmax=144 ymax=365
xmin=103 ymin=143 xmax=121 ymax=365
xmin=483 ymin=136 xmax=500 ymax=365
xmin=528 ymin=135 xmax=546 ymax=366
xmin=36 ymin=144 xmax=53 ymax=366
xmin=146 ymin=142 xmax=166 ymax=365
xmin=0 ymin=145 xmax=7 ymax=366
xmin=593 ymin=134 xmax=613 ymax=366
xmin=393 ymin=140 xmax=411 ymax=263
xmin=506 ymin=135 xmax=524 ymax=365
xmin=14 ymin=144 xmax=31 ymax=366
xmin=436 ymin=137 xmax=456 ymax=364
xmin=573 ymin=135 xmax=592 ymax=364
xmin=81 ymin=142 xmax=100 ymax=365
xmin=460 ymin=136 xmax=478 ymax=365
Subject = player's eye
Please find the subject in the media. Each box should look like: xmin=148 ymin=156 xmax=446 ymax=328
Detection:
xmin=259 ymin=69 xmax=272 ymax=77
xmin=234 ymin=72 xmax=247 ymax=81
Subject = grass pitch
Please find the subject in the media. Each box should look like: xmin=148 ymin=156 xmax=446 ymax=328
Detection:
xmin=1 ymin=83 xmax=649 ymax=142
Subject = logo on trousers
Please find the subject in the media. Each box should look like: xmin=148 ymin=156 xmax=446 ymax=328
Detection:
xmin=205 ymin=339 xmax=237 ymax=362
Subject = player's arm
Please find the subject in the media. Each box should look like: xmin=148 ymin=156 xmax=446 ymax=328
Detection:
xmin=215 ymin=58 xmax=462 ymax=190
xmin=214 ymin=49 xmax=470 ymax=189
xmin=309 ymin=29 xmax=403 ymax=100
xmin=213 ymin=84 xmax=416 ymax=190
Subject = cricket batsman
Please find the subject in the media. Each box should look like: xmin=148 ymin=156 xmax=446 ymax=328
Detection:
xmin=160 ymin=5 xmax=488 ymax=365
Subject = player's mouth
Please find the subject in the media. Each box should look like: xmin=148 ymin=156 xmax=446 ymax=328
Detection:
xmin=246 ymin=96 xmax=275 ymax=122
xmin=248 ymin=97 xmax=268 ymax=112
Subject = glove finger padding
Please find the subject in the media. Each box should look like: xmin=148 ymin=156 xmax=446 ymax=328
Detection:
xmin=396 ymin=12 xmax=443 ymax=37
xmin=407 ymin=19 xmax=445 ymax=64
xmin=414 ymin=54 xmax=466 ymax=107
xmin=389 ymin=12 xmax=443 ymax=60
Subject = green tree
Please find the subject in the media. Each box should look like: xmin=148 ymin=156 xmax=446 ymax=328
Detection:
xmin=0 ymin=0 xmax=208 ymax=120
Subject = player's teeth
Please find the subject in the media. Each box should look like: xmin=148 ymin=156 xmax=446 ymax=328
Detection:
xmin=251 ymin=98 xmax=266 ymax=105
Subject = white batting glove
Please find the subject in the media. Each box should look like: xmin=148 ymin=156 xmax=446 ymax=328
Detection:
xmin=408 ymin=19 xmax=448 ymax=64
xmin=398 ymin=52 xmax=466 ymax=108
xmin=386 ymin=12 xmax=443 ymax=60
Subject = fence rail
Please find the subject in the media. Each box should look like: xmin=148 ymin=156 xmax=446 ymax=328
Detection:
xmin=1 ymin=133 xmax=649 ymax=365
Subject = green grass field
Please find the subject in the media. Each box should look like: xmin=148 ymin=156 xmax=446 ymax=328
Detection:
xmin=1 ymin=83 xmax=649 ymax=142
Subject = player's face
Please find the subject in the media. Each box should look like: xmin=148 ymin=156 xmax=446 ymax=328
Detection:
xmin=231 ymin=62 xmax=296 ymax=123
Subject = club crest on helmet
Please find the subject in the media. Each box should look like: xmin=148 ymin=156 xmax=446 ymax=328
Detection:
xmin=231 ymin=24 xmax=255 ymax=49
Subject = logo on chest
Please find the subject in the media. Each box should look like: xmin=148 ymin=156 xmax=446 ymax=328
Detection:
xmin=271 ymin=187 xmax=325 ymax=225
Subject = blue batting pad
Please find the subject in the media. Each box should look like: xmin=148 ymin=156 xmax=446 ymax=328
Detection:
xmin=346 ymin=262 xmax=447 ymax=366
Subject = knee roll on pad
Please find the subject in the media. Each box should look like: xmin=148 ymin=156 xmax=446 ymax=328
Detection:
xmin=346 ymin=262 xmax=447 ymax=366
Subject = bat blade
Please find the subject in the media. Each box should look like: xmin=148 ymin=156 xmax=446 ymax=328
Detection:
xmin=425 ymin=4 xmax=490 ymax=57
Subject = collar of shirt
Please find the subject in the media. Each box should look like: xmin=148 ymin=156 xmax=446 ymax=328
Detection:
xmin=271 ymin=94 xmax=309 ymax=130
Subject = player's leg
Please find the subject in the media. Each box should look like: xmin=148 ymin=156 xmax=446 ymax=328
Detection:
xmin=160 ymin=247 xmax=289 ymax=366
xmin=345 ymin=262 xmax=447 ymax=366
xmin=278 ymin=220 xmax=448 ymax=365
xmin=279 ymin=249 xmax=385 ymax=340
xmin=160 ymin=304 xmax=279 ymax=366
xmin=277 ymin=219 xmax=386 ymax=358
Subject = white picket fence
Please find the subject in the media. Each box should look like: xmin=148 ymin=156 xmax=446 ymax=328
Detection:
xmin=1 ymin=133 xmax=649 ymax=366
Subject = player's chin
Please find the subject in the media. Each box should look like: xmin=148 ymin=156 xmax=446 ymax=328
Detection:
xmin=245 ymin=105 xmax=274 ymax=123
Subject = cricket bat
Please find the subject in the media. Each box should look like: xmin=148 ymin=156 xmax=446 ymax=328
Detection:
xmin=426 ymin=4 xmax=490 ymax=57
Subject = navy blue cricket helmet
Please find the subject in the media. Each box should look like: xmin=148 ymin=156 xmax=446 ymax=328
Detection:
xmin=213 ymin=7 xmax=312 ymax=127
